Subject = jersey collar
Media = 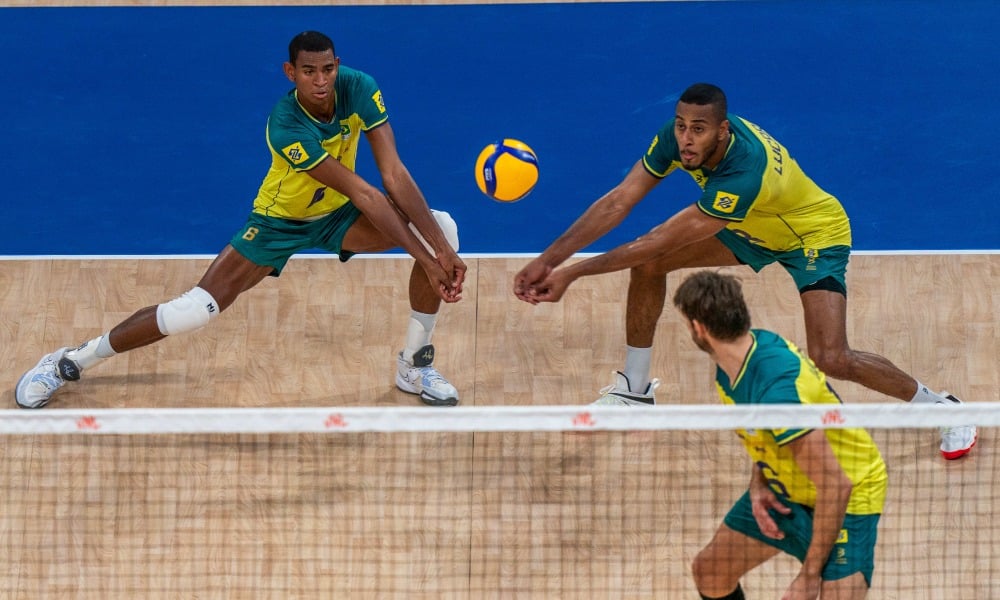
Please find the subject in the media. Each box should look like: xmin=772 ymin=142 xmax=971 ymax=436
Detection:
xmin=293 ymin=89 xmax=338 ymax=124
xmin=730 ymin=330 xmax=758 ymax=389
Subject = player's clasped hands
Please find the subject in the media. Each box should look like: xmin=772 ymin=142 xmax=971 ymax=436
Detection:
xmin=513 ymin=259 xmax=565 ymax=304
xmin=431 ymin=252 xmax=466 ymax=303
xmin=444 ymin=254 xmax=467 ymax=302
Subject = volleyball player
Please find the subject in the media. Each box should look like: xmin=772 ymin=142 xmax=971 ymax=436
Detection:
xmin=675 ymin=270 xmax=886 ymax=600
xmin=513 ymin=82 xmax=976 ymax=459
xmin=16 ymin=31 xmax=465 ymax=409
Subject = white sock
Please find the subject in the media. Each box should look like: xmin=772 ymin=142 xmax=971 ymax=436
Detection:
xmin=624 ymin=345 xmax=652 ymax=393
xmin=911 ymin=381 xmax=949 ymax=404
xmin=403 ymin=311 xmax=437 ymax=361
xmin=65 ymin=333 xmax=117 ymax=371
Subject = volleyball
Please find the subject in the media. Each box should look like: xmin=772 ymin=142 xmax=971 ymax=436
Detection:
xmin=474 ymin=139 xmax=539 ymax=202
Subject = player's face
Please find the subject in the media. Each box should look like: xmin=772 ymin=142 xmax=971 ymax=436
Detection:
xmin=673 ymin=102 xmax=729 ymax=170
xmin=284 ymin=50 xmax=339 ymax=114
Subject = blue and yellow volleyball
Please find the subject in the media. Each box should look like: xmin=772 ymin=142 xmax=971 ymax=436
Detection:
xmin=474 ymin=139 xmax=539 ymax=202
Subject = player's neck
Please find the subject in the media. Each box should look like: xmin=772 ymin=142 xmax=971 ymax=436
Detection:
xmin=295 ymin=90 xmax=337 ymax=123
xmin=704 ymin=131 xmax=732 ymax=171
xmin=711 ymin=332 xmax=754 ymax=383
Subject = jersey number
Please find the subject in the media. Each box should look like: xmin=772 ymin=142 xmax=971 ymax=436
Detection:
xmin=757 ymin=460 xmax=790 ymax=498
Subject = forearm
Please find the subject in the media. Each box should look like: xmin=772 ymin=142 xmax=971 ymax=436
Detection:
xmin=564 ymin=205 xmax=723 ymax=280
xmin=802 ymin=481 xmax=851 ymax=576
xmin=539 ymin=197 xmax=631 ymax=267
xmin=384 ymin=170 xmax=455 ymax=255
xmin=351 ymin=188 xmax=438 ymax=265
xmin=562 ymin=231 xmax=667 ymax=280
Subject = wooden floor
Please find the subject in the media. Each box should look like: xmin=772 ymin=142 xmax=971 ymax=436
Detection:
xmin=0 ymin=255 xmax=997 ymax=598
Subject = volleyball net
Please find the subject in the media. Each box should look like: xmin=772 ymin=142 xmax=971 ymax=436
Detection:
xmin=1 ymin=403 xmax=996 ymax=599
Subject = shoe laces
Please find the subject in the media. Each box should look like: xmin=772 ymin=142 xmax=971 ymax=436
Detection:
xmin=412 ymin=365 xmax=448 ymax=386
xmin=32 ymin=361 xmax=65 ymax=392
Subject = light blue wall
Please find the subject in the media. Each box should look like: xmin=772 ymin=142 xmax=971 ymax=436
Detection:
xmin=2 ymin=1 xmax=997 ymax=254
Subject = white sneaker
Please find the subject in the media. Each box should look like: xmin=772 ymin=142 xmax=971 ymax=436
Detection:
xmin=591 ymin=371 xmax=659 ymax=406
xmin=395 ymin=344 xmax=458 ymax=407
xmin=939 ymin=392 xmax=977 ymax=460
xmin=15 ymin=347 xmax=81 ymax=409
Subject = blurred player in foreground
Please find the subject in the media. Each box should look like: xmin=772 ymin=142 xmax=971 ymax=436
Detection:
xmin=675 ymin=270 xmax=886 ymax=600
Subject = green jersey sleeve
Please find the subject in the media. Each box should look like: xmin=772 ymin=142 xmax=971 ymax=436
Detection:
xmin=641 ymin=119 xmax=680 ymax=178
xmin=339 ymin=66 xmax=389 ymax=131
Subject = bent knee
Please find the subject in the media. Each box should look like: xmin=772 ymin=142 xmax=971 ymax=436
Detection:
xmin=408 ymin=209 xmax=460 ymax=256
xmin=691 ymin=548 xmax=717 ymax=587
xmin=810 ymin=348 xmax=854 ymax=378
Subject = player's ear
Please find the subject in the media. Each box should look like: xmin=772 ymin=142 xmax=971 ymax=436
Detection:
xmin=719 ymin=119 xmax=730 ymax=141
xmin=691 ymin=319 xmax=708 ymax=337
xmin=282 ymin=62 xmax=295 ymax=82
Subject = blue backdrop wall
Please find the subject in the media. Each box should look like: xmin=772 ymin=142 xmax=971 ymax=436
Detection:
xmin=2 ymin=1 xmax=998 ymax=255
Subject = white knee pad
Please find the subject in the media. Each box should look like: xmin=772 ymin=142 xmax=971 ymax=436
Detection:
xmin=433 ymin=209 xmax=460 ymax=252
xmin=409 ymin=209 xmax=460 ymax=256
xmin=155 ymin=286 xmax=220 ymax=336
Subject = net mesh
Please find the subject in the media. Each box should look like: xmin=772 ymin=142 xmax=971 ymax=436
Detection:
xmin=1 ymin=405 xmax=995 ymax=599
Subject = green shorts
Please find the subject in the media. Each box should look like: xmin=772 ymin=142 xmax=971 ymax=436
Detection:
xmin=723 ymin=491 xmax=880 ymax=586
xmin=715 ymin=228 xmax=851 ymax=294
xmin=229 ymin=204 xmax=363 ymax=276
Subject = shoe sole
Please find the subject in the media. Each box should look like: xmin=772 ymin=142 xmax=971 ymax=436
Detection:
xmin=941 ymin=431 xmax=978 ymax=460
xmin=591 ymin=393 xmax=655 ymax=407
xmin=395 ymin=376 xmax=459 ymax=407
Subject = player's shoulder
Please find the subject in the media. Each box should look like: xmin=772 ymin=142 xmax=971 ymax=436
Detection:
xmin=746 ymin=330 xmax=802 ymax=382
xmin=713 ymin=114 xmax=769 ymax=178
xmin=268 ymin=89 xmax=301 ymax=121
xmin=751 ymin=329 xmax=797 ymax=360
xmin=728 ymin=114 xmax=781 ymax=157
xmin=337 ymin=64 xmax=379 ymax=90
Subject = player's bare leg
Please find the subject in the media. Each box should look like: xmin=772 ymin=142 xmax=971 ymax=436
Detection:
xmin=109 ymin=246 xmax=272 ymax=352
xmin=800 ymin=289 xmax=917 ymax=399
xmin=692 ymin=524 xmax=778 ymax=599
xmin=594 ymin=237 xmax=739 ymax=405
xmin=345 ymin=212 xmax=460 ymax=406
xmin=801 ymin=289 xmax=976 ymax=458
xmin=819 ymin=572 xmax=870 ymax=600
xmin=15 ymin=246 xmax=271 ymax=408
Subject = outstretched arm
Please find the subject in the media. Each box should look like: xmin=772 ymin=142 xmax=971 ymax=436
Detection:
xmin=523 ymin=203 xmax=727 ymax=304
xmin=513 ymin=160 xmax=659 ymax=301
xmin=366 ymin=122 xmax=466 ymax=292
xmin=564 ymin=203 xmax=726 ymax=279
xmin=305 ymin=151 xmax=458 ymax=301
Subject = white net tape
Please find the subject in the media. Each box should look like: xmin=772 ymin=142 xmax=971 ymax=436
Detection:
xmin=2 ymin=402 xmax=997 ymax=434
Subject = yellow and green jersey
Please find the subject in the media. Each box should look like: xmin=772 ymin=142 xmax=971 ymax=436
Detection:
xmin=715 ymin=330 xmax=887 ymax=515
xmin=643 ymin=115 xmax=852 ymax=252
xmin=253 ymin=65 xmax=389 ymax=220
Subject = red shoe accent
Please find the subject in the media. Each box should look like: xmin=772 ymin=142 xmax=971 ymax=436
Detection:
xmin=941 ymin=432 xmax=978 ymax=460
